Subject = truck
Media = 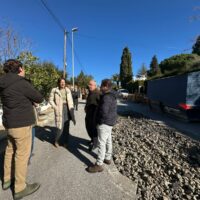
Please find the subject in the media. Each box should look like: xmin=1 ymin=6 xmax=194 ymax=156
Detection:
xmin=147 ymin=71 xmax=200 ymax=121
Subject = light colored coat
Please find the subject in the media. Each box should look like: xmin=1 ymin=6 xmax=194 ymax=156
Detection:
xmin=49 ymin=87 xmax=74 ymax=129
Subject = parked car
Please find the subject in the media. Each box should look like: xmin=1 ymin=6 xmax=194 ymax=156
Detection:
xmin=117 ymin=89 xmax=129 ymax=99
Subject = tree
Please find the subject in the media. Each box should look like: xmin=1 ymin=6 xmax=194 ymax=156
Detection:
xmin=149 ymin=55 xmax=159 ymax=75
xmin=111 ymin=73 xmax=120 ymax=89
xmin=17 ymin=51 xmax=38 ymax=67
xmin=18 ymin=52 xmax=65 ymax=99
xmin=158 ymin=54 xmax=200 ymax=79
xmin=120 ymin=47 xmax=133 ymax=89
xmin=192 ymin=35 xmax=200 ymax=55
xmin=138 ymin=63 xmax=147 ymax=76
xmin=0 ymin=24 xmax=32 ymax=62
xmin=0 ymin=63 xmax=3 ymax=76
xmin=76 ymin=70 xmax=93 ymax=88
xmin=25 ymin=62 xmax=62 ymax=99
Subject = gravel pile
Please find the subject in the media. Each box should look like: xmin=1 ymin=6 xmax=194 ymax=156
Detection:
xmin=112 ymin=114 xmax=200 ymax=200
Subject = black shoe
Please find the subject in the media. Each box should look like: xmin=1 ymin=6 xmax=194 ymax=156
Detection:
xmin=88 ymin=143 xmax=94 ymax=151
xmin=87 ymin=140 xmax=93 ymax=145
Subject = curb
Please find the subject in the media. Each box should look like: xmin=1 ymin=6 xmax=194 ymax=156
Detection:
xmin=106 ymin=161 xmax=138 ymax=199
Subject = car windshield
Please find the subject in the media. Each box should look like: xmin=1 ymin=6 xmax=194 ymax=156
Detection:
xmin=120 ymin=90 xmax=128 ymax=93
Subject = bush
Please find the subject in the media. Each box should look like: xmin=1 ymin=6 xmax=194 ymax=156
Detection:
xmin=127 ymin=80 xmax=145 ymax=94
xmin=148 ymin=54 xmax=200 ymax=80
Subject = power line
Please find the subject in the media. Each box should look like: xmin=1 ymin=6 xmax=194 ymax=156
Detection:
xmin=39 ymin=0 xmax=68 ymax=77
xmin=38 ymin=0 xmax=87 ymax=76
xmin=40 ymin=0 xmax=65 ymax=32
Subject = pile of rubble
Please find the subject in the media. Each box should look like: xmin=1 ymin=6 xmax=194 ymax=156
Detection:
xmin=112 ymin=114 xmax=200 ymax=200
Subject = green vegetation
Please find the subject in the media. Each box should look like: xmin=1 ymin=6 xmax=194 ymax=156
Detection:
xmin=111 ymin=73 xmax=120 ymax=89
xmin=147 ymin=36 xmax=200 ymax=80
xmin=74 ymin=70 xmax=93 ymax=88
xmin=192 ymin=35 xmax=200 ymax=56
xmin=120 ymin=47 xmax=133 ymax=89
xmin=147 ymin=54 xmax=200 ymax=80
xmin=148 ymin=55 xmax=160 ymax=77
xmin=138 ymin=63 xmax=147 ymax=76
xmin=16 ymin=52 xmax=63 ymax=99
xmin=127 ymin=80 xmax=146 ymax=93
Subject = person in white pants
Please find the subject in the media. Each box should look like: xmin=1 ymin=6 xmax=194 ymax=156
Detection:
xmin=86 ymin=79 xmax=117 ymax=173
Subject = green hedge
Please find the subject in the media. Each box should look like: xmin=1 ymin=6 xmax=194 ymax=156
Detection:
xmin=148 ymin=54 xmax=200 ymax=80
xmin=127 ymin=80 xmax=146 ymax=93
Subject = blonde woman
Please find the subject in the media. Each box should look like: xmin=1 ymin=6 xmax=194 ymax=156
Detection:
xmin=49 ymin=78 xmax=76 ymax=147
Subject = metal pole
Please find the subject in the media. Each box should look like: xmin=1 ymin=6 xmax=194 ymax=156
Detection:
xmin=72 ymin=30 xmax=75 ymax=90
xmin=63 ymin=29 xmax=67 ymax=78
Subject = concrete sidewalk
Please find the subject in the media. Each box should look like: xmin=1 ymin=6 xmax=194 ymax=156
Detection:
xmin=0 ymin=101 xmax=137 ymax=200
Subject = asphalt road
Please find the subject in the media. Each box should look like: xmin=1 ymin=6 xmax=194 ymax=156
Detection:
xmin=117 ymin=99 xmax=200 ymax=141
xmin=0 ymin=101 xmax=136 ymax=200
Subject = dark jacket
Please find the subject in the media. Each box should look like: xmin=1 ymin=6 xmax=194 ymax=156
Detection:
xmin=85 ymin=89 xmax=100 ymax=120
xmin=0 ymin=72 xmax=43 ymax=128
xmin=72 ymin=90 xmax=79 ymax=104
xmin=97 ymin=90 xmax=117 ymax=126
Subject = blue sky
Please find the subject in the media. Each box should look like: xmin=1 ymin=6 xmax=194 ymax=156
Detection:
xmin=0 ymin=0 xmax=200 ymax=84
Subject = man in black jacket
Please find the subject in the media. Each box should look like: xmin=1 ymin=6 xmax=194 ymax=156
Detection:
xmin=87 ymin=79 xmax=117 ymax=173
xmin=0 ymin=59 xmax=43 ymax=200
xmin=85 ymin=80 xmax=100 ymax=150
xmin=72 ymin=87 xmax=79 ymax=111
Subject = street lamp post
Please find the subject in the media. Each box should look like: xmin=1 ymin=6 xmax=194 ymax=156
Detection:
xmin=63 ymin=29 xmax=67 ymax=78
xmin=72 ymin=27 xmax=78 ymax=90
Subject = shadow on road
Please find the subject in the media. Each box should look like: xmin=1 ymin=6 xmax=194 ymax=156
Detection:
xmin=35 ymin=126 xmax=95 ymax=166
xmin=0 ymin=138 xmax=7 ymax=184
xmin=35 ymin=125 xmax=57 ymax=145
xmin=67 ymin=134 xmax=96 ymax=166
xmin=78 ymin=101 xmax=86 ymax=105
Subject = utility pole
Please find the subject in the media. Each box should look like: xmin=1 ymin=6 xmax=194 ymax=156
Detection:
xmin=63 ymin=29 xmax=67 ymax=78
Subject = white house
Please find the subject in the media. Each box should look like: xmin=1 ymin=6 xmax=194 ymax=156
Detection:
xmin=133 ymin=75 xmax=147 ymax=81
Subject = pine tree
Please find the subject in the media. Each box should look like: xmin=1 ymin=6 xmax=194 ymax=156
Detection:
xmin=150 ymin=55 xmax=159 ymax=74
xmin=76 ymin=70 xmax=93 ymax=88
xmin=138 ymin=63 xmax=147 ymax=76
xmin=120 ymin=47 xmax=133 ymax=89
xmin=192 ymin=35 xmax=200 ymax=55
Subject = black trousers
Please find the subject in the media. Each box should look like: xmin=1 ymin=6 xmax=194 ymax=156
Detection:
xmin=73 ymin=100 xmax=78 ymax=110
xmin=74 ymin=103 xmax=78 ymax=110
xmin=85 ymin=117 xmax=97 ymax=142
